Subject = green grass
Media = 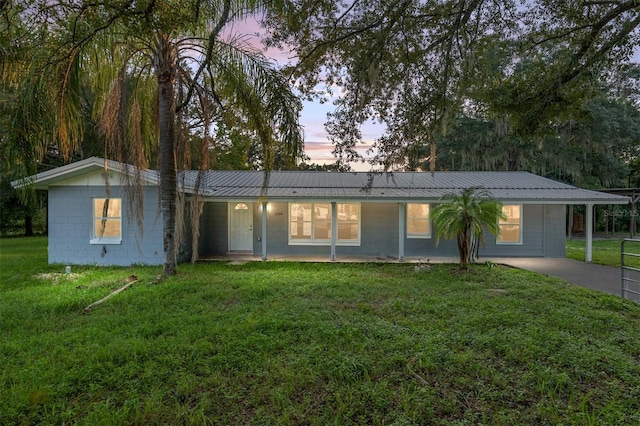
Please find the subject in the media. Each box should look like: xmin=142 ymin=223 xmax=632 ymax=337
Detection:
xmin=2 ymin=237 xmax=640 ymax=425
xmin=566 ymin=238 xmax=640 ymax=267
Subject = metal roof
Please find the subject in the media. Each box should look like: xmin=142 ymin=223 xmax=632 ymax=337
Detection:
xmin=188 ymin=170 xmax=630 ymax=204
xmin=14 ymin=157 xmax=630 ymax=205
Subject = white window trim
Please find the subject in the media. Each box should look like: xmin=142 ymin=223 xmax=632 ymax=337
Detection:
xmin=406 ymin=203 xmax=432 ymax=239
xmin=496 ymin=204 xmax=523 ymax=245
xmin=90 ymin=198 xmax=122 ymax=245
xmin=288 ymin=202 xmax=361 ymax=246
xmin=90 ymin=236 xmax=122 ymax=245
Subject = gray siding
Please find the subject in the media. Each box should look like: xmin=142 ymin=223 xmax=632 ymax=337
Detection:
xmin=196 ymin=201 xmax=567 ymax=259
xmin=258 ymin=202 xmax=467 ymax=259
xmin=263 ymin=202 xmax=331 ymax=257
xmin=405 ymin=236 xmax=459 ymax=258
xmin=481 ymin=204 xmax=545 ymax=257
xmin=48 ymin=186 xmax=163 ymax=265
xmin=198 ymin=202 xmax=228 ymax=255
xmin=358 ymin=203 xmax=398 ymax=257
xmin=543 ymin=205 xmax=566 ymax=257
xmin=406 ymin=203 xmax=458 ymax=258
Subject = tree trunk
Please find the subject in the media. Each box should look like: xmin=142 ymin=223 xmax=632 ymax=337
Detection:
xmin=611 ymin=206 xmax=616 ymax=235
xmin=156 ymin=34 xmax=178 ymax=276
xmin=458 ymin=225 xmax=470 ymax=267
xmin=24 ymin=214 xmax=33 ymax=237
xmin=429 ymin=137 xmax=436 ymax=173
xmin=632 ymin=194 xmax=637 ymax=238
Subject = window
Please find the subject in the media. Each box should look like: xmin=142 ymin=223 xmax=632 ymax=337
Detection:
xmin=91 ymin=198 xmax=122 ymax=244
xmin=407 ymin=203 xmax=431 ymax=238
xmin=337 ymin=203 xmax=359 ymax=241
xmin=497 ymin=205 xmax=522 ymax=244
xmin=289 ymin=203 xmax=360 ymax=245
xmin=234 ymin=203 xmax=249 ymax=210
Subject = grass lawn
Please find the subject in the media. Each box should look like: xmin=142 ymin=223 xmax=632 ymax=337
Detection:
xmin=1 ymin=237 xmax=640 ymax=425
xmin=566 ymin=238 xmax=640 ymax=267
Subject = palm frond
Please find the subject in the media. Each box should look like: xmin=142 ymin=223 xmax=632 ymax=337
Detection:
xmin=203 ymin=38 xmax=304 ymax=169
xmin=432 ymin=187 xmax=505 ymax=265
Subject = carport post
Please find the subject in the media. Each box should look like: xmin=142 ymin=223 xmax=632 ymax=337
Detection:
xmin=586 ymin=203 xmax=594 ymax=263
xmin=398 ymin=203 xmax=405 ymax=262
xmin=261 ymin=202 xmax=268 ymax=261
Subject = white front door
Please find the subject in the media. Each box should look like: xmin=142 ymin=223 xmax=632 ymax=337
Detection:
xmin=229 ymin=202 xmax=253 ymax=251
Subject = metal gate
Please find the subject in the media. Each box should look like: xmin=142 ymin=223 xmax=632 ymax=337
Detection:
xmin=621 ymin=239 xmax=640 ymax=302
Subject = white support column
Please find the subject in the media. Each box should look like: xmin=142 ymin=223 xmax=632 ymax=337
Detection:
xmin=261 ymin=202 xmax=268 ymax=261
xmin=586 ymin=203 xmax=594 ymax=263
xmin=398 ymin=203 xmax=405 ymax=262
xmin=331 ymin=202 xmax=337 ymax=262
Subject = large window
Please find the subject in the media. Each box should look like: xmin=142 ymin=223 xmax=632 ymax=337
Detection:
xmin=407 ymin=203 xmax=431 ymax=238
xmin=289 ymin=203 xmax=360 ymax=245
xmin=497 ymin=205 xmax=522 ymax=244
xmin=337 ymin=203 xmax=359 ymax=241
xmin=92 ymin=198 xmax=122 ymax=243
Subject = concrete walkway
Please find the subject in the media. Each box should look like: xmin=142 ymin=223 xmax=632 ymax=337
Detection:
xmin=486 ymin=257 xmax=623 ymax=297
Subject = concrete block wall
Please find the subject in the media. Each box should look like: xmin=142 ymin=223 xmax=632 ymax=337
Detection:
xmin=48 ymin=186 xmax=163 ymax=265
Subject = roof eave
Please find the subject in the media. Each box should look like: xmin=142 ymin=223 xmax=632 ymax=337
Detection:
xmin=11 ymin=157 xmax=159 ymax=189
xmin=198 ymin=195 xmax=631 ymax=205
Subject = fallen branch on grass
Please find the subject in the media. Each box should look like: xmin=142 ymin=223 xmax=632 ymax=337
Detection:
xmin=406 ymin=358 xmax=430 ymax=386
xmin=83 ymin=275 xmax=138 ymax=313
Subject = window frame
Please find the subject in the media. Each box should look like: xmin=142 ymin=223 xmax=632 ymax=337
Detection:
xmin=90 ymin=197 xmax=122 ymax=245
xmin=497 ymin=204 xmax=523 ymax=245
xmin=406 ymin=203 xmax=431 ymax=239
xmin=288 ymin=202 xmax=361 ymax=246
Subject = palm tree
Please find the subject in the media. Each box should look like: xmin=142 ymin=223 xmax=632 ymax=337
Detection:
xmin=3 ymin=0 xmax=304 ymax=276
xmin=431 ymin=187 xmax=505 ymax=267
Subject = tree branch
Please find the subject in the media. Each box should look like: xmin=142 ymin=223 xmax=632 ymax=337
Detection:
xmin=176 ymin=0 xmax=231 ymax=113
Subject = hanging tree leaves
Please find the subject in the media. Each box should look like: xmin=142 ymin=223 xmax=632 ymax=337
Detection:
xmin=266 ymin=0 xmax=640 ymax=171
xmin=3 ymin=0 xmax=305 ymax=275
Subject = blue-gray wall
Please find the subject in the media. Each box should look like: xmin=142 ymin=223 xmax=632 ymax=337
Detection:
xmin=193 ymin=201 xmax=567 ymax=259
xmin=198 ymin=202 xmax=228 ymax=255
xmin=48 ymin=186 xmax=567 ymax=264
xmin=543 ymin=205 xmax=567 ymax=257
xmin=480 ymin=204 xmax=565 ymax=258
xmin=48 ymin=186 xmax=163 ymax=265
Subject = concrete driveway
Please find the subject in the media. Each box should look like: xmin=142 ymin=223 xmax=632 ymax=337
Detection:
xmin=486 ymin=257 xmax=623 ymax=297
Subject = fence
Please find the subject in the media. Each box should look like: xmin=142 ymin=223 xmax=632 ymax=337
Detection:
xmin=620 ymin=239 xmax=640 ymax=302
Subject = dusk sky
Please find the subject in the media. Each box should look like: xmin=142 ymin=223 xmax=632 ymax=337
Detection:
xmin=298 ymin=99 xmax=382 ymax=170
xmin=228 ymin=18 xmax=381 ymax=170
xmin=231 ymin=18 xmax=640 ymax=172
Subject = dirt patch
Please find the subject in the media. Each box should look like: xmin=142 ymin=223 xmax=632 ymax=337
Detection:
xmin=35 ymin=272 xmax=81 ymax=284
